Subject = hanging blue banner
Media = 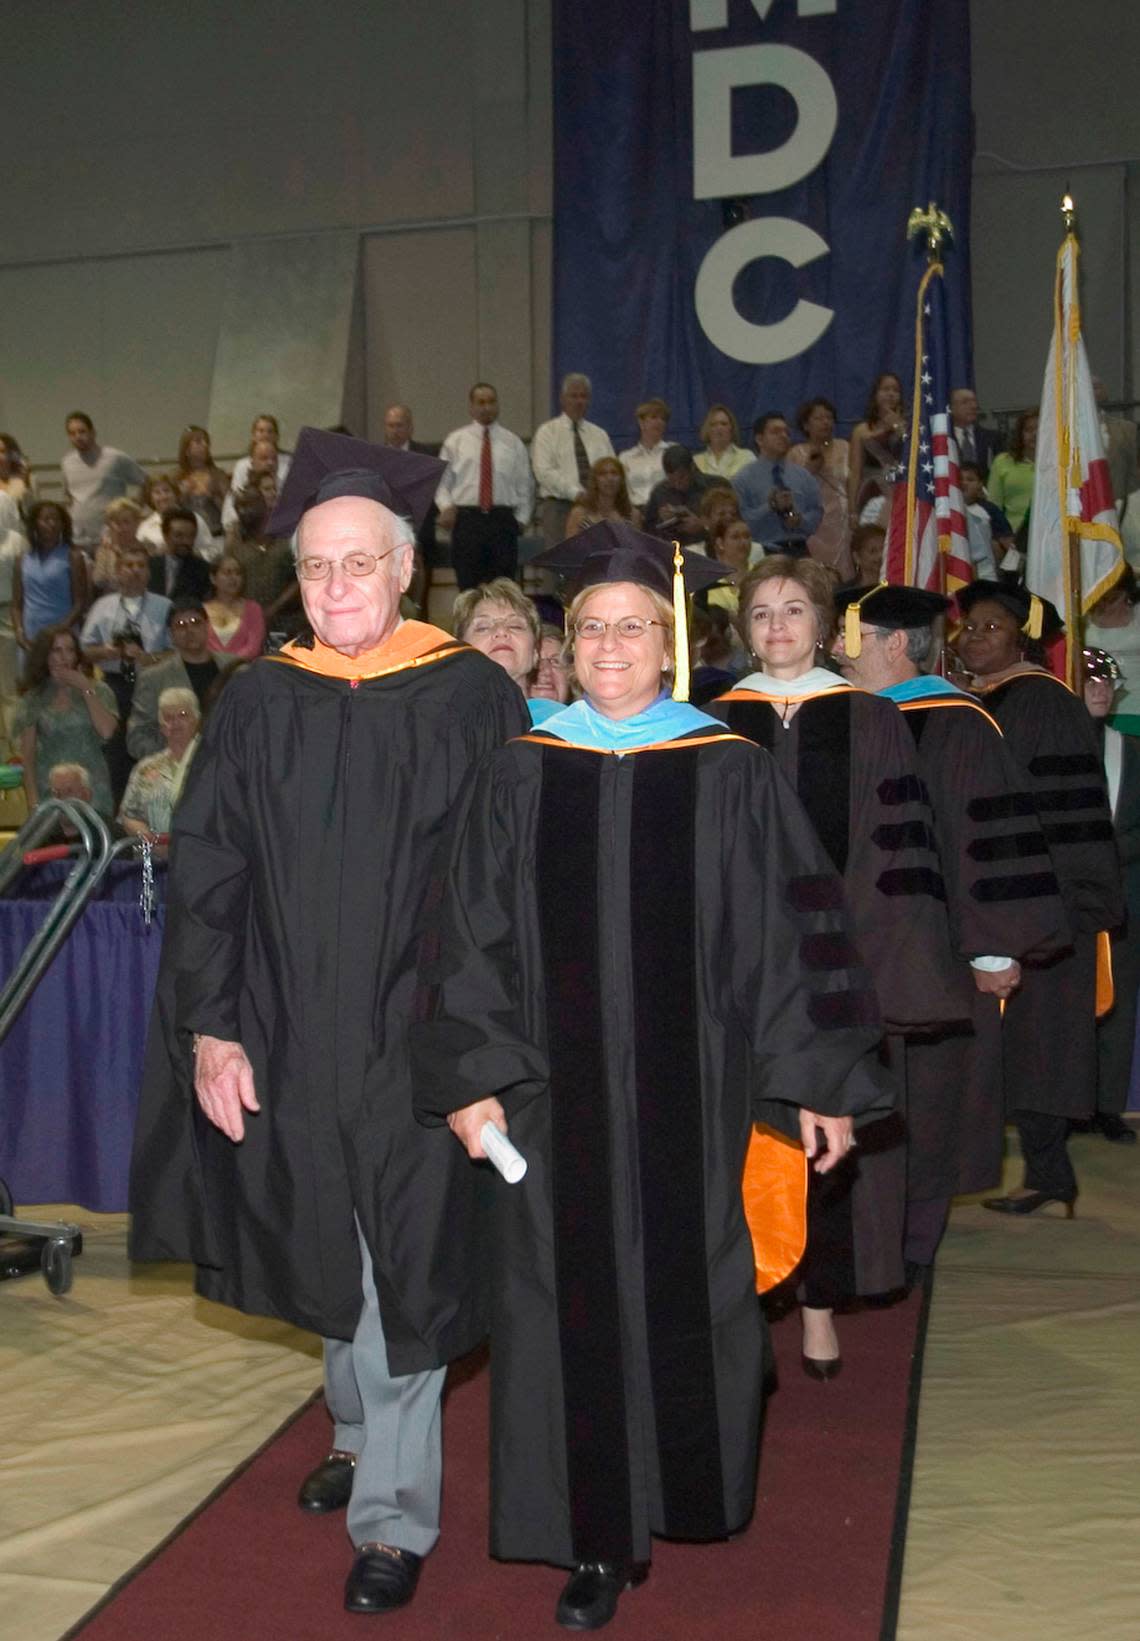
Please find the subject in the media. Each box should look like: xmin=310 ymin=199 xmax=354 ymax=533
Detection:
xmin=551 ymin=0 xmax=973 ymax=449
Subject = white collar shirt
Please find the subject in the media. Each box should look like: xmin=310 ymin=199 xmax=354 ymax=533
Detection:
xmin=434 ymin=421 xmax=535 ymax=527
xmin=618 ymin=441 xmax=667 ymax=507
xmin=531 ymin=413 xmax=615 ymax=501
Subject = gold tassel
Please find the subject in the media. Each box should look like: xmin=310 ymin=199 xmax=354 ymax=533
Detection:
xmin=844 ymin=581 xmax=889 ymax=659
xmin=671 ymin=540 xmax=690 ymax=702
xmin=1024 ymin=595 xmax=1043 ymax=640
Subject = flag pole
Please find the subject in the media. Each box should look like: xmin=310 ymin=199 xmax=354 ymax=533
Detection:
xmin=1060 ymin=192 xmax=1084 ymax=693
xmin=905 ymin=203 xmax=954 ymax=591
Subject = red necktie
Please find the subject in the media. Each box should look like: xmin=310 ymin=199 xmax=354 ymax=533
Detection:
xmin=479 ymin=428 xmax=493 ymax=511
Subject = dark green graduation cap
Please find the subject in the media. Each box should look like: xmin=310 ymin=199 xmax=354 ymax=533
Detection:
xmin=267 ymin=426 xmax=444 ymax=537
xmin=957 ymin=579 xmax=1064 ymax=641
xmin=835 ymin=583 xmax=950 ymax=630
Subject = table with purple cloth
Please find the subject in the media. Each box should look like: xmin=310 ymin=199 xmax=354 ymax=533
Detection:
xmin=0 ymin=860 xmax=165 ymax=1213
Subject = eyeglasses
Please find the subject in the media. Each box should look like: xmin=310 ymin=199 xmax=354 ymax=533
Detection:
xmin=466 ymin=617 xmax=531 ymax=639
xmin=573 ymin=616 xmax=667 ymax=640
xmin=960 ymin=620 xmax=1007 ymax=635
xmin=161 ymin=710 xmax=197 ymax=721
xmin=536 ymin=651 xmax=571 ymax=670
xmin=171 ymin=615 xmax=205 ymax=629
xmin=296 ymin=547 xmax=398 ymax=582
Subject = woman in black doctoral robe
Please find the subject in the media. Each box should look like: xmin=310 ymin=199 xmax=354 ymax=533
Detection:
xmin=956 ymin=584 xmax=1124 ymax=1213
xmin=411 ymin=524 xmax=892 ymax=1632
xmin=706 ymin=557 xmax=961 ymax=1373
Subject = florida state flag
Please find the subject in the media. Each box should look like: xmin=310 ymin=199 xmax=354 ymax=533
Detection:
xmin=1026 ymin=233 xmax=1123 ymax=678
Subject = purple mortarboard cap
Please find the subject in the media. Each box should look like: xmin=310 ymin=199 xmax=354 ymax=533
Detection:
xmin=531 ymin=520 xmax=728 ymax=597
xmin=267 ymin=426 xmax=444 ymax=537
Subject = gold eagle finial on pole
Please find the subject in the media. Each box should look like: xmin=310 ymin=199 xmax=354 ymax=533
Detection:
xmin=907 ymin=202 xmax=954 ymax=263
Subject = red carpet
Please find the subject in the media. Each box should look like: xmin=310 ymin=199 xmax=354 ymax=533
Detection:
xmin=67 ymin=1290 xmax=927 ymax=1640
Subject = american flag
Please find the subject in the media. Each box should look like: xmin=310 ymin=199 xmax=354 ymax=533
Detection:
xmin=884 ymin=262 xmax=973 ymax=597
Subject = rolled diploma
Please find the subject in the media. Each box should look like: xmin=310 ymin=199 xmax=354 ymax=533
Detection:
xmin=480 ymin=1121 xmax=527 ymax=1184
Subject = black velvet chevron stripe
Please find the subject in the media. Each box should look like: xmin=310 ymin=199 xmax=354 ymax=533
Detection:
xmin=628 ymin=749 xmax=727 ymax=1540
xmin=971 ymin=871 xmax=1062 ymax=903
xmin=796 ymin=694 xmax=852 ymax=874
xmin=1043 ymin=819 xmax=1117 ymax=846
xmin=967 ymin=790 xmax=1040 ymax=822
xmin=536 ymin=748 xmax=633 ymax=1565
xmin=878 ymin=773 xmax=927 ymax=806
xmin=1033 ymin=786 xmax=1111 ymax=813
xmin=967 ymin=830 xmax=1052 ymax=862
xmin=1028 ymin=752 xmax=1101 ymax=777
xmin=872 ymin=819 xmax=940 ymax=852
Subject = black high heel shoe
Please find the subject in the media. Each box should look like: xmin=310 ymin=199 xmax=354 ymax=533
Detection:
xmin=981 ymin=1191 xmax=1075 ymax=1218
xmin=801 ymin=1353 xmax=842 ymax=1381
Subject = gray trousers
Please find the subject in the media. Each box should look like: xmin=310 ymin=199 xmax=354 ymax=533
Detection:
xmin=322 ymin=1230 xmax=446 ymax=1554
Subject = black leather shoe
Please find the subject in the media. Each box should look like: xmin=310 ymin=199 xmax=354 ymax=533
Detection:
xmin=555 ymin=1561 xmax=649 ymax=1630
xmin=297 ymin=1450 xmax=356 ymax=1512
xmin=981 ymin=1191 xmax=1075 ymax=1218
xmin=344 ymin=1544 xmax=423 ymax=1614
xmin=1092 ymin=1113 xmax=1137 ymax=1145
xmin=801 ymin=1353 xmax=842 ymax=1381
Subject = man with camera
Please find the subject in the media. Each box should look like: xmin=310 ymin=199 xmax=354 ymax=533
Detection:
xmin=733 ymin=413 xmax=823 ymax=555
xmin=80 ymin=543 xmax=171 ymax=801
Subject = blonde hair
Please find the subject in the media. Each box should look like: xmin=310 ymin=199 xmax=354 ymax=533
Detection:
xmin=452 ymin=578 xmax=541 ymax=644
xmin=734 ymin=555 xmax=836 ymax=651
xmin=105 ymin=496 xmax=144 ymax=525
xmin=565 ymin=581 xmax=675 ymax=679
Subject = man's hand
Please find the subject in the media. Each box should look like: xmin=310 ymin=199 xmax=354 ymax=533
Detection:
xmin=799 ymin=1109 xmax=855 ymax=1175
xmin=438 ymin=505 xmax=458 ymax=532
xmin=194 ymin=1035 xmax=260 ymax=1142
xmin=973 ymin=960 xmax=1021 ymax=999
xmin=447 ymin=1097 xmax=507 ymax=1160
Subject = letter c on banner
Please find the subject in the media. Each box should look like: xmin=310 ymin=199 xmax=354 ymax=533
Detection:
xmin=694 ymin=218 xmax=833 ymax=364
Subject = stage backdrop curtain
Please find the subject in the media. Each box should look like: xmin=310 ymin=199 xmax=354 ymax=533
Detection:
xmin=551 ymin=0 xmax=972 ymax=444
xmin=0 ymin=867 xmax=164 ymax=1212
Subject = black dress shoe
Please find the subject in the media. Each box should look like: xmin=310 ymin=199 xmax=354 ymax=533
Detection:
xmin=555 ymin=1561 xmax=649 ymax=1630
xmin=297 ymin=1450 xmax=356 ymax=1512
xmin=801 ymin=1353 xmax=842 ymax=1381
xmin=981 ymin=1191 xmax=1075 ymax=1218
xmin=1092 ymin=1113 xmax=1137 ymax=1145
xmin=344 ymin=1544 xmax=423 ymax=1614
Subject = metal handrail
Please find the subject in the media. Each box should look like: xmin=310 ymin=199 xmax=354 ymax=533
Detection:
xmin=0 ymin=800 xmax=119 ymax=1043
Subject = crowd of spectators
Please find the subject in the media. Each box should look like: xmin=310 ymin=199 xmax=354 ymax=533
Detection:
xmin=0 ymin=368 xmax=1137 ymax=840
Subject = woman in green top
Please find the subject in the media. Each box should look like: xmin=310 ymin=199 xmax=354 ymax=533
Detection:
xmin=13 ymin=626 xmax=118 ymax=817
xmin=987 ymin=408 xmax=1039 ymax=534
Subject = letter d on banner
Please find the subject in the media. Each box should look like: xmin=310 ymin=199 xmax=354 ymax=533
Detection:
xmin=693 ymin=45 xmax=837 ymax=198
xmin=695 ymin=219 xmax=833 ymax=363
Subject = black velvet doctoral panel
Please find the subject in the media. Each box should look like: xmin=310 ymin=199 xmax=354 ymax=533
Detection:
xmin=982 ymin=674 xmax=1124 ymax=1119
xmin=411 ymin=730 xmax=890 ymax=1568
xmin=129 ymin=645 xmax=529 ymax=1366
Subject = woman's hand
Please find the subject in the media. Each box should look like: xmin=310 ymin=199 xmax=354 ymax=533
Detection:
xmin=447 ymin=1097 xmax=507 ymax=1159
xmin=57 ymin=667 xmax=91 ymax=692
xmin=798 ymin=1109 xmax=856 ymax=1175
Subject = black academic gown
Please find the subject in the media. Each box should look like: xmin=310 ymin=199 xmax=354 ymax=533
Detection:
xmin=977 ymin=672 xmax=1123 ymax=1119
xmin=129 ymin=639 xmax=528 ymax=1370
xmin=709 ymin=683 xmax=959 ymax=1293
xmin=412 ymin=727 xmax=890 ymax=1569
xmin=893 ymin=691 xmax=1069 ymax=1198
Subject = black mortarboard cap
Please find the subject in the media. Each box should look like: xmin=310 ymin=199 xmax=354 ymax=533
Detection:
xmin=835 ymin=583 xmax=950 ymax=630
xmin=531 ymin=520 xmax=727 ymax=597
xmin=267 ymin=426 xmax=444 ymax=537
xmin=957 ymin=579 xmax=1064 ymax=639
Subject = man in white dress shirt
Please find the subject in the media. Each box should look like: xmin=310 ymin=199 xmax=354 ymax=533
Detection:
xmin=436 ymin=384 xmax=534 ymax=589
xmin=618 ymin=398 xmax=670 ymax=509
xmin=530 ymin=373 xmax=614 ymax=546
